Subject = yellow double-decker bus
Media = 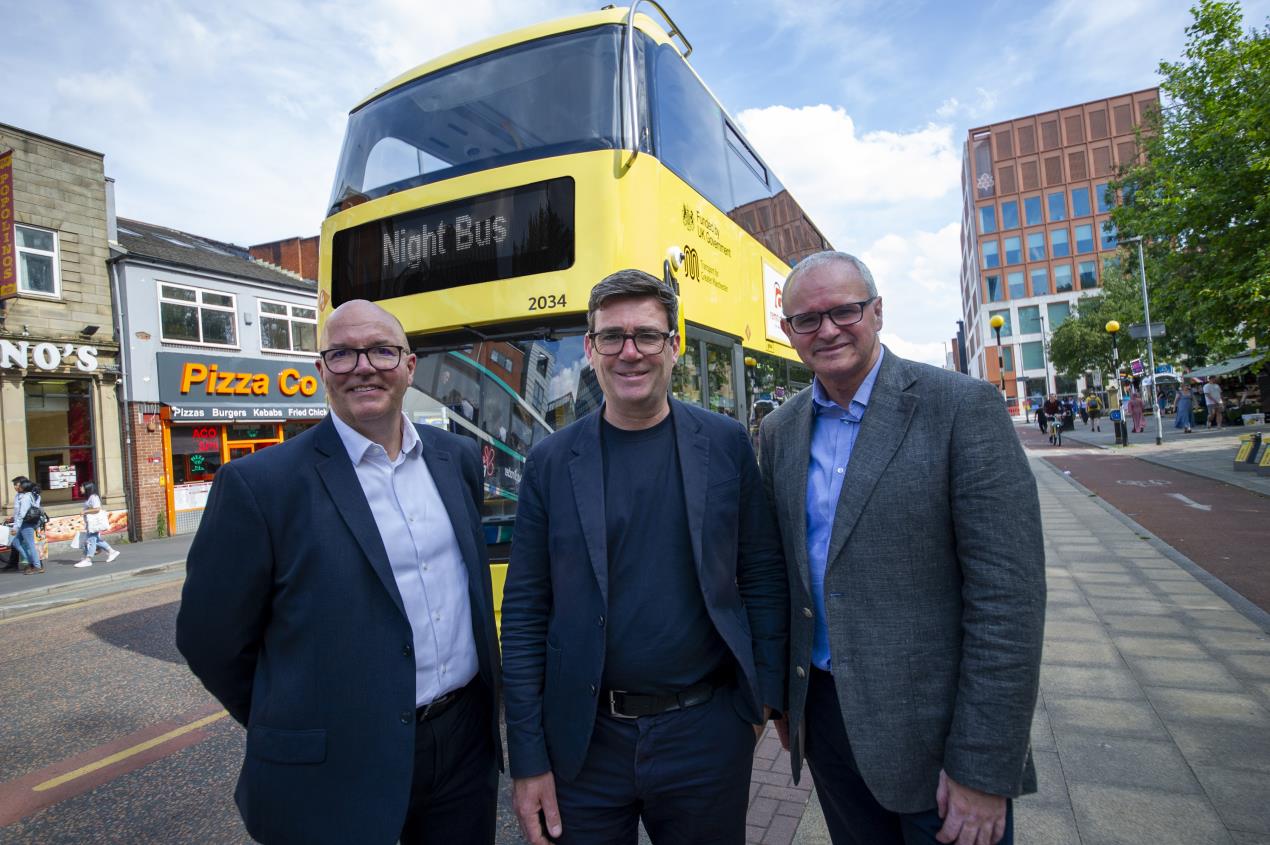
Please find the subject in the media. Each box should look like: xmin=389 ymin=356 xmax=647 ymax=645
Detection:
xmin=320 ymin=3 xmax=831 ymax=563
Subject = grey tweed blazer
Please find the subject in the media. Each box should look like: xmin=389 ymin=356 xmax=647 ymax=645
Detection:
xmin=758 ymin=348 xmax=1045 ymax=813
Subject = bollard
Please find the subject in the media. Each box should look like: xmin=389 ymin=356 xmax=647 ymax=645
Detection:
xmin=1259 ymin=440 xmax=1270 ymax=476
xmin=1234 ymin=432 xmax=1261 ymax=472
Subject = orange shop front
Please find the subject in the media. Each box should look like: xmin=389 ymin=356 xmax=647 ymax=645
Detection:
xmin=156 ymin=351 xmax=327 ymax=534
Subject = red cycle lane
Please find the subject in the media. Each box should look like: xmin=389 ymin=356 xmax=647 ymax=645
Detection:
xmin=1040 ymin=450 xmax=1270 ymax=613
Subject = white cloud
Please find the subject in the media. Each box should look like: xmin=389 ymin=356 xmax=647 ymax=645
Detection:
xmin=864 ymin=223 xmax=962 ymax=364
xmin=737 ymin=104 xmax=960 ymax=248
xmin=879 ymin=334 xmax=949 ymax=367
xmin=934 ymin=88 xmax=998 ymax=121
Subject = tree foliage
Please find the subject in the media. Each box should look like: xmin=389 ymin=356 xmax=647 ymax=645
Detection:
xmin=1110 ymin=0 xmax=1270 ymax=355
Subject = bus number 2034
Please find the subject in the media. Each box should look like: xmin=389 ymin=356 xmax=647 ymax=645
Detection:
xmin=528 ymin=294 xmax=567 ymax=311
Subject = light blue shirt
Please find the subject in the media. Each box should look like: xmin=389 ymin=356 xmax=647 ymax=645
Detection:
xmin=331 ymin=412 xmax=478 ymax=707
xmin=806 ymin=348 xmax=884 ymax=671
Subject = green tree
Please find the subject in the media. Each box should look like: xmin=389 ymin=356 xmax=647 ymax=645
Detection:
xmin=1110 ymin=0 xmax=1270 ymax=355
xmin=1049 ymin=268 xmax=1145 ymax=381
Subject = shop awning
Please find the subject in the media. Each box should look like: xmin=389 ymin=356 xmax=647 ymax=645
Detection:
xmin=1184 ymin=351 xmax=1265 ymax=379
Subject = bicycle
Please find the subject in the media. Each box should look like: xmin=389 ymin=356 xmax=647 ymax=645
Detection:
xmin=1048 ymin=414 xmax=1065 ymax=446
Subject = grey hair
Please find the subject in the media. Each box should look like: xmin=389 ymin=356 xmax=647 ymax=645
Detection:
xmin=586 ymin=269 xmax=679 ymax=332
xmin=783 ymin=251 xmax=879 ymax=306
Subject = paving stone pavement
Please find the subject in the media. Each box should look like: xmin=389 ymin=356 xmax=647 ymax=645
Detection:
xmin=773 ymin=450 xmax=1270 ymax=845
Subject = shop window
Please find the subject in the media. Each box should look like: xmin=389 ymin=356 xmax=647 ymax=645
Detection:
xmin=283 ymin=421 xmax=319 ymax=440
xmin=16 ymin=224 xmax=60 ymax=297
xmin=160 ymin=283 xmax=238 ymax=347
xmin=171 ymin=425 xmax=223 ymax=486
xmin=24 ymin=380 xmax=94 ymax=504
xmin=259 ymin=299 xmax=318 ymax=353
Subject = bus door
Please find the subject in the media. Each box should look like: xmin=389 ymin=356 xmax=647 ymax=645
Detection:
xmin=674 ymin=325 xmax=744 ymax=419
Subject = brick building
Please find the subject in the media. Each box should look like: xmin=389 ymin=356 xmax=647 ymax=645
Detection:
xmin=0 ymin=124 xmax=128 ymax=548
xmin=958 ymin=89 xmax=1160 ymax=411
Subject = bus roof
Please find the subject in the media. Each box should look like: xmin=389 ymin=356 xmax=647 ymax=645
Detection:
xmin=352 ymin=7 xmax=679 ymax=112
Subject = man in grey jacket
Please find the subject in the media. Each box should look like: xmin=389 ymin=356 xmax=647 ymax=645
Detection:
xmin=759 ymin=251 xmax=1045 ymax=845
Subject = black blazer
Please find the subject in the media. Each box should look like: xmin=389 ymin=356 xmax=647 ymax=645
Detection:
xmin=176 ymin=415 xmax=501 ymax=845
xmin=501 ymin=399 xmax=788 ymax=781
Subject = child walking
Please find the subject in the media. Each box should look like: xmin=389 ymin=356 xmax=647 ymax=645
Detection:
xmin=75 ymin=481 xmax=120 ymax=568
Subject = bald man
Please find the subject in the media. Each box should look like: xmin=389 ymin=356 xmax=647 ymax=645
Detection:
xmin=177 ymin=300 xmax=501 ymax=845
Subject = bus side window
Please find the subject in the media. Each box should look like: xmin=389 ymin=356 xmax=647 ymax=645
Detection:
xmin=653 ymin=44 xmax=732 ymax=212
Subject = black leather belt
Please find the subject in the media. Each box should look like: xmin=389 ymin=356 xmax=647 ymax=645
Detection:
xmin=601 ymin=674 xmax=727 ymax=720
xmin=416 ymin=681 xmax=469 ymax=723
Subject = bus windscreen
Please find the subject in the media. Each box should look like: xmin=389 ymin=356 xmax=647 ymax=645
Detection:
xmin=327 ymin=25 xmax=626 ymax=215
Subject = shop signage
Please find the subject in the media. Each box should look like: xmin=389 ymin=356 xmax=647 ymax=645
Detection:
xmin=47 ymin=465 xmax=77 ymax=490
xmin=158 ymin=352 xmax=327 ymax=422
xmin=0 ymin=340 xmax=99 ymax=371
xmin=0 ymin=150 xmax=16 ymax=300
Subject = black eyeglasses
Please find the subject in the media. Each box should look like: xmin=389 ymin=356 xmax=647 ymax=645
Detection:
xmin=318 ymin=346 xmax=406 ymax=373
xmin=784 ymin=298 xmax=877 ymax=335
xmin=587 ymin=330 xmax=676 ymax=356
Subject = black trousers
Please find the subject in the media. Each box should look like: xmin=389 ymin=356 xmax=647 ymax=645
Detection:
xmin=804 ymin=668 xmax=1013 ymax=845
xmin=553 ymin=686 xmax=756 ymax=844
xmin=399 ymin=681 xmax=499 ymax=845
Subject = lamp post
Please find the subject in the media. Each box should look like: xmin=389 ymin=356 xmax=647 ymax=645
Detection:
xmin=1106 ymin=320 xmax=1125 ymax=445
xmin=989 ymin=314 xmax=1007 ymax=407
xmin=1124 ymin=236 xmax=1163 ymax=445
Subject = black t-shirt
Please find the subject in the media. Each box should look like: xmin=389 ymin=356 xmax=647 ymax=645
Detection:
xmin=600 ymin=415 xmax=728 ymax=693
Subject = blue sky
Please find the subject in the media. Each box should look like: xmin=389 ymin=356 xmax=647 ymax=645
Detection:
xmin=6 ymin=0 xmax=1267 ymax=364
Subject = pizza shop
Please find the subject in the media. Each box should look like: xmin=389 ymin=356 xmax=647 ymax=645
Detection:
xmin=157 ymin=351 xmax=326 ymax=534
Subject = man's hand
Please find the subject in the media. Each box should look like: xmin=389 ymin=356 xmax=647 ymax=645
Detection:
xmin=513 ymin=772 xmax=562 ymax=844
xmin=753 ymin=705 xmax=776 ymax=741
xmin=935 ymin=769 xmax=1007 ymax=845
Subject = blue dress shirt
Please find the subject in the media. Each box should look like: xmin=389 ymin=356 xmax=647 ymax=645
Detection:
xmin=805 ymin=349 xmax=885 ymax=671
xmin=331 ymin=412 xmax=478 ymax=706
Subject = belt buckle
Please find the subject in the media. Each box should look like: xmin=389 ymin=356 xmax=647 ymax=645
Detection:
xmin=418 ymin=690 xmax=452 ymax=721
xmin=608 ymin=689 xmax=637 ymax=719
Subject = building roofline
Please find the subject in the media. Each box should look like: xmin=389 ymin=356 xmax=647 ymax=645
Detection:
xmin=966 ymin=87 xmax=1162 ymax=136
xmin=0 ymin=122 xmax=105 ymax=159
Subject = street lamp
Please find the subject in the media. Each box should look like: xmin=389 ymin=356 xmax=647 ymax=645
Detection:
xmin=1106 ymin=320 xmax=1125 ymax=445
xmin=1124 ymin=236 xmax=1164 ymax=445
xmin=989 ymin=314 xmax=1007 ymax=406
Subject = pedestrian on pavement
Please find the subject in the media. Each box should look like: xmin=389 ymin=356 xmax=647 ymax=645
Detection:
xmin=3 ymin=477 xmax=31 ymax=572
xmin=176 ymin=300 xmax=503 ymax=845
xmin=1128 ymin=392 xmax=1146 ymax=433
xmin=1035 ymin=397 xmax=1048 ymax=434
xmin=501 ymin=270 xmax=787 ymax=845
xmin=1175 ymin=384 xmax=1194 ymax=433
xmin=759 ymin=251 xmax=1045 ymax=845
xmin=1077 ymin=398 xmax=1089 ymax=427
xmin=1044 ymin=394 xmax=1062 ymax=444
xmin=74 ymin=482 xmax=120 ymax=568
xmin=11 ymin=479 xmax=44 ymax=575
xmin=1157 ymin=390 xmax=1169 ymax=419
xmin=1086 ymin=393 xmax=1102 ymax=432
xmin=1204 ymin=376 xmax=1225 ymax=428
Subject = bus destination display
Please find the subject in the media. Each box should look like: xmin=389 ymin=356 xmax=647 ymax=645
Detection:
xmin=330 ymin=177 xmax=574 ymax=305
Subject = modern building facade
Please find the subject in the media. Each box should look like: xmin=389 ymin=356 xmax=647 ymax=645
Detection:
xmin=113 ymin=220 xmax=324 ymax=538
xmin=0 ymin=124 xmax=128 ymax=550
xmin=958 ymin=89 xmax=1160 ymax=410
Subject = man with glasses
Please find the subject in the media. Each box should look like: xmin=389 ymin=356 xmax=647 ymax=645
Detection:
xmin=502 ymin=269 xmax=787 ymax=844
xmin=178 ymin=300 xmax=501 ymax=845
xmin=758 ymin=252 xmax=1044 ymax=845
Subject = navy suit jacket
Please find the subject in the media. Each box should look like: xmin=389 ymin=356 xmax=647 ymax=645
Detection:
xmin=176 ymin=415 xmax=501 ymax=845
xmin=501 ymin=399 xmax=788 ymax=781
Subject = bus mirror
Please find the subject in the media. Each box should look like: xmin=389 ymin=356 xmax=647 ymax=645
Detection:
xmin=666 ymin=245 xmax=684 ymax=271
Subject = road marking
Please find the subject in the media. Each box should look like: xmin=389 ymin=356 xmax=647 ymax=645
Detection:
xmin=33 ymin=710 xmax=228 ymax=791
xmin=1168 ymin=493 xmax=1213 ymax=511
xmin=0 ymin=578 xmax=183 ymax=626
xmin=1117 ymin=479 xmax=1173 ymax=487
